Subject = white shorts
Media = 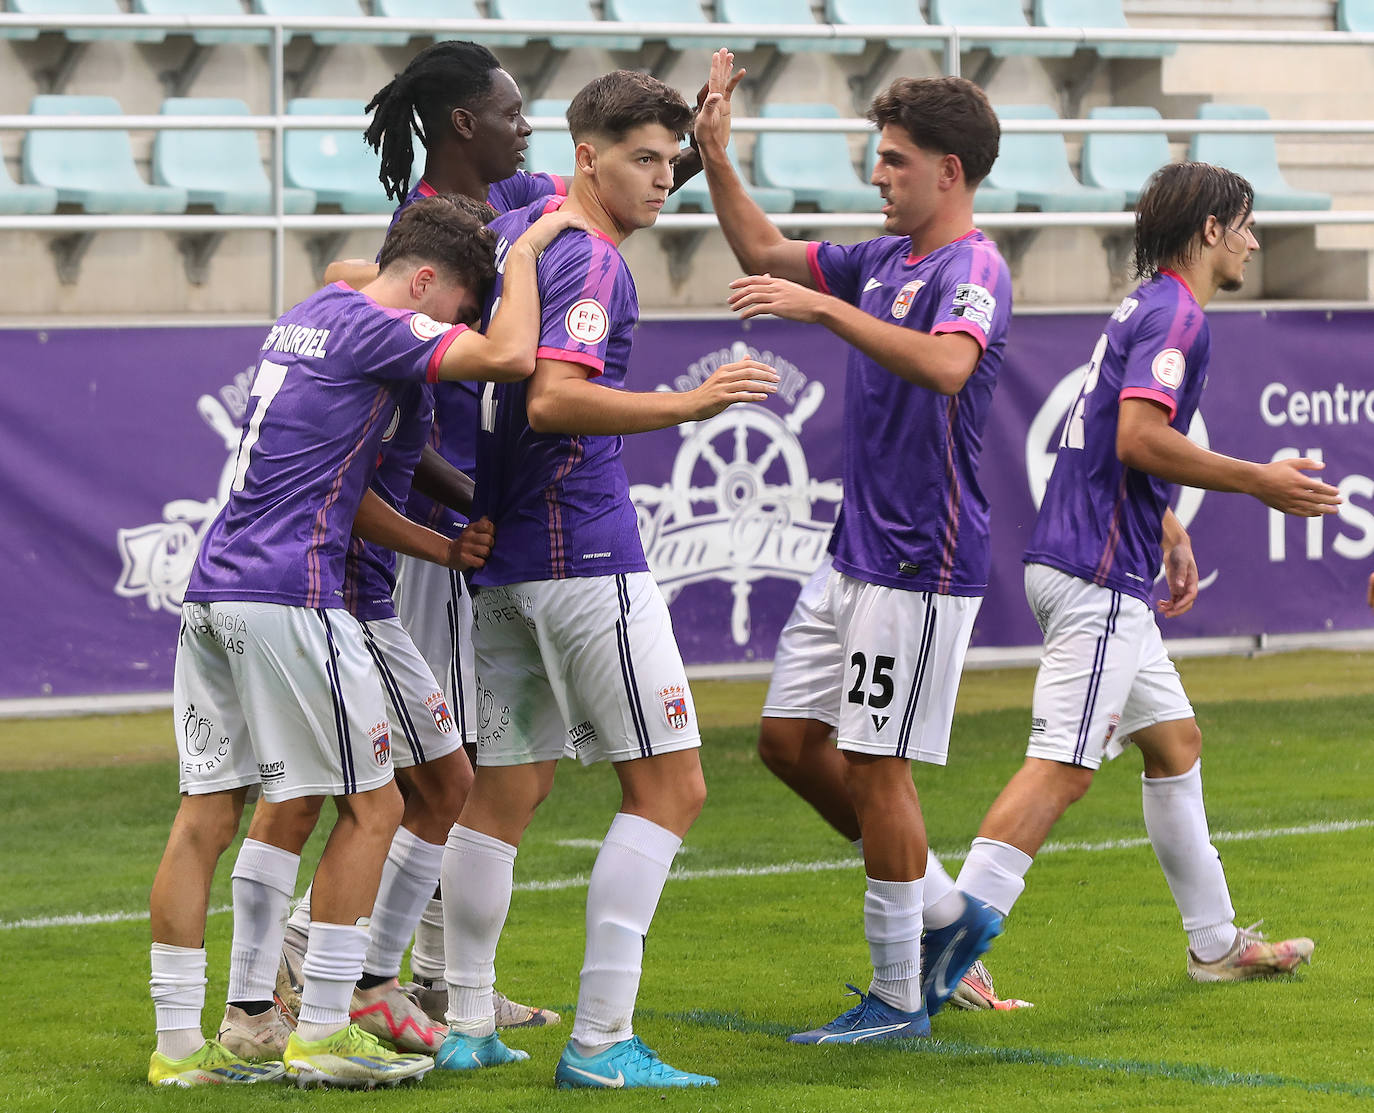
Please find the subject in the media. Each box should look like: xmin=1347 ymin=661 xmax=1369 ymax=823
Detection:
xmin=763 ymin=556 xmax=981 ymax=765
xmin=472 ymin=572 xmax=702 ymax=767
xmin=393 ymin=553 xmax=476 ymax=746
xmin=360 ymin=617 xmax=464 ymax=770
xmin=173 ymin=601 xmax=395 ymax=801
xmin=1024 ymin=563 xmax=1195 ymax=770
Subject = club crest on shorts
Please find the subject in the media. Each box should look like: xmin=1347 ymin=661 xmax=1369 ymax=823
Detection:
xmin=1103 ymin=713 xmax=1121 ymax=747
xmin=425 ymin=691 xmax=454 ymax=736
xmin=370 ymin=721 xmax=392 ymax=766
xmin=657 ymin=684 xmax=689 ymax=731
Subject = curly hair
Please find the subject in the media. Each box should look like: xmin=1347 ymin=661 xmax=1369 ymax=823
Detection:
xmin=377 ymin=194 xmax=498 ymax=296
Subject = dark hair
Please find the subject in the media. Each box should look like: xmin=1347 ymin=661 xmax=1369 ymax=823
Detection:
xmin=364 ymin=41 xmax=503 ymax=201
xmin=868 ymin=76 xmax=1000 ymax=186
xmin=1133 ymin=162 xmax=1254 ymax=279
xmin=565 ymin=70 xmax=693 ymax=144
xmin=377 ymin=194 xmax=498 ymax=295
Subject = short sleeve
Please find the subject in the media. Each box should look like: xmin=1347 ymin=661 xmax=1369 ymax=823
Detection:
xmin=807 ymin=240 xmax=866 ymax=303
xmin=532 ymin=234 xmax=625 ymax=377
xmin=1118 ymin=295 xmax=1206 ymax=420
xmin=489 ymin=170 xmax=566 ymax=214
xmin=348 ymin=308 xmax=467 ymax=385
xmin=927 ymin=241 xmax=1009 ymax=352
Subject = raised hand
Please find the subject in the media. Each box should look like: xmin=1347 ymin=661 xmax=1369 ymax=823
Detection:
xmin=694 ymin=47 xmax=746 ymax=155
xmin=728 ymin=273 xmax=828 ymax=323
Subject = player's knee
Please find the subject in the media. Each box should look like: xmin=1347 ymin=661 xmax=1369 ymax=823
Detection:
xmin=1055 ymin=762 xmax=1096 ymax=805
xmin=756 ymin=721 xmax=801 ymax=779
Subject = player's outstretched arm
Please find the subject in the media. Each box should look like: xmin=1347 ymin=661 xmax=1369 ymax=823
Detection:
xmin=409 ymin=444 xmax=475 ymax=517
xmin=352 ymin=490 xmax=488 ymax=570
xmin=695 ymin=49 xmax=812 ymax=284
xmin=435 ymin=208 xmax=588 ymax=383
xmin=1118 ymin=397 xmax=1342 ymax=515
xmin=526 ymin=356 xmax=780 ymax=436
xmin=1157 ymin=507 xmax=1198 ymax=618
xmin=728 ymin=274 xmax=982 ymax=394
xmin=324 ymin=259 xmax=380 ymax=289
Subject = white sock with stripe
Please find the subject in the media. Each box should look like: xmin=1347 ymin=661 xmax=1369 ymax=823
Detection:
xmin=227 ymin=839 xmax=300 ymax=1006
xmin=1141 ymin=759 xmax=1237 ymax=961
xmin=443 ymin=825 xmax=516 ymax=1038
xmin=363 ymin=826 xmax=446 ymax=980
xmin=150 ymin=942 xmax=207 ymax=1060
xmin=956 ymin=838 xmax=1033 ymax=918
xmin=571 ymin=813 xmax=681 ymax=1056
xmin=865 ymin=876 xmax=924 ymax=1013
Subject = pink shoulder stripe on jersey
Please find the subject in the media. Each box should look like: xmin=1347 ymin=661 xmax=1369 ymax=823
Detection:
xmin=906 ymin=226 xmax=979 ymax=266
xmin=537 ymin=345 xmax=605 ymax=376
xmin=931 ymin=319 xmax=989 ymax=352
xmin=1158 ymin=268 xmax=1196 ymax=302
xmin=424 ymin=324 xmax=469 ymax=383
xmin=417 ymin=179 xmax=437 ymax=198
xmin=806 ymin=241 xmax=831 ymax=294
xmin=1120 ymin=386 xmax=1178 ymax=420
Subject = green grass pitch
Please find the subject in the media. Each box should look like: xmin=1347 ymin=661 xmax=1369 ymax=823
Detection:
xmin=1 ymin=653 xmax=1372 ymax=1112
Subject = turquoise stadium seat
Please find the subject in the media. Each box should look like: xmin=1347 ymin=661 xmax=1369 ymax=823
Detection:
xmin=755 ymin=104 xmax=873 ymax=212
xmin=984 ymin=104 xmax=1125 ymax=211
xmin=929 ymin=0 xmax=1074 ymax=57
xmin=154 ymin=98 xmax=316 ymax=214
xmin=1034 ymin=0 xmax=1174 ymax=58
xmin=251 ymin=0 xmax=409 ymax=45
xmin=604 ymin=0 xmax=709 ymax=50
xmin=0 ymin=158 xmax=57 ymax=214
xmin=23 ymin=95 xmax=187 ymax=213
xmin=284 ymin=98 xmax=394 ymax=212
xmin=525 ymin=98 xmax=574 ymax=178
xmin=2 ymin=0 xmax=164 ymax=41
xmin=717 ymin=0 xmax=863 ymax=53
xmin=827 ymin=0 xmax=942 ymax=49
xmin=133 ymin=0 xmax=269 ymax=44
xmin=663 ymin=139 xmax=794 ymax=214
xmin=1189 ymin=104 xmax=1331 ymax=210
xmin=1081 ymin=106 xmax=1171 ymax=203
xmin=1338 ymin=0 xmax=1374 ymax=30
xmin=487 ymin=0 xmax=641 ymax=50
xmin=864 ymin=131 xmax=1016 ymax=211
xmin=373 ymin=0 xmax=528 ymax=46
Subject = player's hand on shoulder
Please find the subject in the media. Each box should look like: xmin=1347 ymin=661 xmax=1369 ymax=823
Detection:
xmin=1253 ymin=457 xmax=1341 ymax=517
xmin=517 ymin=209 xmax=588 ymax=256
xmin=1157 ymin=540 xmax=1198 ymax=619
xmin=687 ymin=358 xmax=780 ymax=421
xmin=727 ymin=274 xmax=826 ymax=323
xmin=449 ymin=516 xmax=495 ymax=571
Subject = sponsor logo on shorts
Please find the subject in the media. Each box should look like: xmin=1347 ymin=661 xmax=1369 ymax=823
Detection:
xmin=871 ymin=714 xmax=889 ymax=731
xmin=187 ymin=608 xmax=246 ymax=654
xmin=370 ymin=722 xmax=391 ymax=766
xmin=1031 ymin=717 xmax=1047 ymax=734
xmin=657 ymin=685 xmax=689 ymax=731
xmin=180 ymin=702 xmax=232 ymax=773
xmin=1103 ymin=713 xmax=1121 ymax=748
xmin=890 ymin=280 xmax=925 ymax=320
xmin=425 ymin=691 xmax=454 ymax=736
xmin=568 ymin=720 xmax=598 ymax=749
xmin=258 ymin=760 xmax=286 ymax=781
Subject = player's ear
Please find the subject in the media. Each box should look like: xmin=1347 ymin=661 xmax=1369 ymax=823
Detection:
xmin=939 ymin=152 xmax=962 ymax=190
xmin=410 ymin=264 xmax=437 ymax=300
xmin=574 ymin=139 xmax=597 ymax=176
xmin=450 ymin=106 xmax=476 ymax=141
xmin=1201 ymin=214 xmax=1221 ymax=247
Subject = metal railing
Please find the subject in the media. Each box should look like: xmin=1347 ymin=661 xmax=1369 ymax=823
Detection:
xmin=3 ymin=13 xmax=1373 ymax=312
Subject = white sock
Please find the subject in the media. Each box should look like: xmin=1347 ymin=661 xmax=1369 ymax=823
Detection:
xmin=571 ymin=813 xmax=682 ymax=1055
xmin=956 ymin=837 xmax=1034 ymax=918
xmin=864 ymin=876 xmax=924 ymax=1012
xmin=409 ymin=890 xmax=446 ymax=983
xmin=150 ymin=943 xmax=207 ymax=1060
xmin=851 ymin=837 xmax=864 ymax=857
xmin=296 ymin=920 xmax=369 ymax=1040
xmin=922 ymin=850 xmax=966 ymax=930
xmin=363 ymin=826 xmax=446 ymax=980
xmin=443 ymin=825 xmax=517 ymax=1037
xmin=285 ymin=886 xmax=311 ymax=947
xmin=227 ymin=839 xmax=300 ymax=1005
xmin=1141 ymin=759 xmax=1237 ymax=961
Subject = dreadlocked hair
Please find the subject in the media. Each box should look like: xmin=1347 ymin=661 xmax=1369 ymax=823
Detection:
xmin=364 ymin=41 xmax=502 ymax=201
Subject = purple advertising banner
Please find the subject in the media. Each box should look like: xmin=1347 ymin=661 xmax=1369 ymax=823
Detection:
xmin=2 ymin=310 xmax=1372 ymax=700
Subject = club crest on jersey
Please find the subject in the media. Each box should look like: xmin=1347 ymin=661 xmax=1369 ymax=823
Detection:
xmin=565 ymin=298 xmax=609 ymax=344
xmin=370 ymin=722 xmax=392 ymax=766
xmin=891 ymin=280 xmax=925 ymax=320
xmin=1151 ymin=347 xmax=1186 ymax=389
xmin=425 ymin=691 xmax=454 ymax=736
xmin=409 ymin=312 xmax=452 ymax=341
xmin=658 ymin=685 xmax=689 ymax=731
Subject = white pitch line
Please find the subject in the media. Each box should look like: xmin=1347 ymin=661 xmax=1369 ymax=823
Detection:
xmin=5 ymin=818 xmax=1371 ymax=931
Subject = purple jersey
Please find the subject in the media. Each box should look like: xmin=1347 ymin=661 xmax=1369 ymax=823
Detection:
xmin=1025 ymin=271 xmax=1210 ymax=604
xmin=383 ymin=170 xmax=565 ymax=237
xmin=186 ymin=283 xmax=464 ymax=609
xmin=471 ymin=196 xmax=646 ymax=585
xmin=808 ymin=229 xmax=1013 ymax=594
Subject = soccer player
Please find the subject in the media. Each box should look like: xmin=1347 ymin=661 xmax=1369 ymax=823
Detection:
xmin=146 ymin=194 xmax=580 ymax=1088
xmin=437 ymin=70 xmax=779 ymax=1088
xmin=697 ymin=56 xmax=1013 ymax=1039
xmin=949 ymin=161 xmax=1336 ymax=983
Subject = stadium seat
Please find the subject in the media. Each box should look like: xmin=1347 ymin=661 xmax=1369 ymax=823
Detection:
xmin=23 ymin=95 xmax=188 ymax=213
xmin=0 ymin=158 xmax=57 ymax=214
xmin=984 ymin=104 xmax=1125 ymax=211
xmin=132 ymin=0 xmax=269 ymax=44
xmin=1 ymin=0 xmax=164 ymax=41
xmin=284 ymin=98 xmax=394 ymax=212
xmin=717 ymin=0 xmax=863 ymax=54
xmin=487 ymin=0 xmax=641 ymax=50
xmin=373 ymin=0 xmax=528 ymax=46
xmin=154 ymin=98 xmax=316 ymax=214
xmin=604 ymin=0 xmax=710 ymax=51
xmin=826 ymin=0 xmax=941 ymax=48
xmin=755 ymin=104 xmax=874 ymax=212
xmin=1081 ymin=106 xmax=1172 ymax=203
xmin=251 ymin=0 xmax=409 ymax=45
xmin=663 ymin=139 xmax=794 ymax=214
xmin=1189 ymin=104 xmax=1332 ymax=210
xmin=929 ymin=0 xmax=1074 ymax=57
xmin=1034 ymin=0 xmax=1174 ymax=58
xmin=1337 ymin=0 xmax=1374 ymax=30
xmin=525 ymin=98 xmax=574 ymax=178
